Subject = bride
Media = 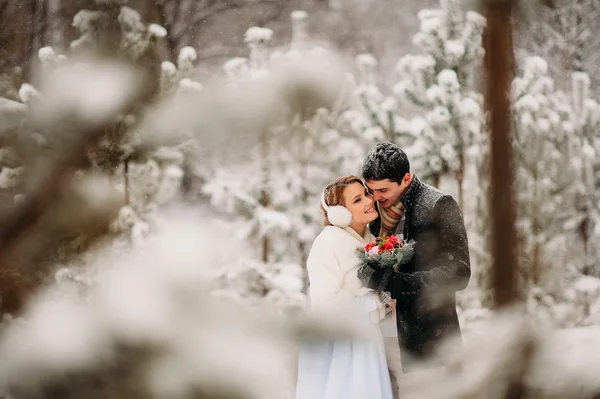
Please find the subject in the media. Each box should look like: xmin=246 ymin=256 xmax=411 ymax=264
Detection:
xmin=295 ymin=175 xmax=394 ymax=399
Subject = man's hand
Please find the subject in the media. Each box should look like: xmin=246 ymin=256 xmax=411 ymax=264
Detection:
xmin=357 ymin=265 xmax=376 ymax=287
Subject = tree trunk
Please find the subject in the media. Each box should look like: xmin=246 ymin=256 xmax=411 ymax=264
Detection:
xmin=124 ymin=159 xmax=130 ymax=205
xmin=30 ymin=0 xmax=48 ymax=72
xmin=107 ymin=165 xmax=114 ymax=185
xmin=0 ymin=0 xmax=33 ymax=80
xmin=46 ymin=0 xmax=64 ymax=50
xmin=298 ymin=156 xmax=310 ymax=293
xmin=0 ymin=266 xmax=34 ymax=316
xmin=531 ymin=216 xmax=540 ymax=285
xmin=432 ymin=173 xmax=440 ymax=189
xmin=261 ymin=190 xmax=270 ymax=263
xmin=579 ymin=216 xmax=592 ymax=274
xmin=573 ymin=0 xmax=585 ymax=72
xmin=482 ymin=0 xmax=520 ymax=309
xmin=456 ymin=148 xmax=465 ymax=209
xmin=260 ymin=132 xmax=270 ymax=264
xmin=147 ymin=0 xmax=177 ymax=61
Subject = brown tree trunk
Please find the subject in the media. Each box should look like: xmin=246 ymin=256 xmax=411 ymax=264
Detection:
xmin=298 ymin=154 xmax=310 ymax=293
xmin=147 ymin=0 xmax=177 ymax=61
xmin=261 ymin=190 xmax=270 ymax=263
xmin=579 ymin=216 xmax=590 ymax=273
xmin=260 ymin=132 xmax=270 ymax=263
xmin=0 ymin=265 xmax=34 ymax=316
xmin=456 ymin=148 xmax=465 ymax=210
xmin=124 ymin=159 xmax=130 ymax=205
xmin=531 ymin=215 xmax=540 ymax=284
xmin=531 ymin=242 xmax=540 ymax=285
xmin=482 ymin=0 xmax=520 ymax=309
xmin=432 ymin=173 xmax=440 ymax=189
xmin=29 ymin=0 xmax=49 ymax=78
xmin=46 ymin=0 xmax=64 ymax=50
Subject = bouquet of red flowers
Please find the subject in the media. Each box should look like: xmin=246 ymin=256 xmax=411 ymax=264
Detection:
xmin=357 ymin=235 xmax=415 ymax=292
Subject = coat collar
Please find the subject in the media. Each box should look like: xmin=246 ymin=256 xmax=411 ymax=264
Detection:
xmin=342 ymin=226 xmax=372 ymax=246
xmin=400 ymin=174 xmax=424 ymax=214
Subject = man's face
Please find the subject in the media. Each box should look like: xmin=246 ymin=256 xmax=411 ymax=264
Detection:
xmin=365 ymin=175 xmax=410 ymax=209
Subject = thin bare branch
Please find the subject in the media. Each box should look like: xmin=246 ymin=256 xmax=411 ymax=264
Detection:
xmin=192 ymin=1 xmax=242 ymax=26
xmin=191 ymin=0 xmax=282 ymax=26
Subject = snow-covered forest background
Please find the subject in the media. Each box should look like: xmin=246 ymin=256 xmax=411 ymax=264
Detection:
xmin=1 ymin=0 xmax=600 ymax=398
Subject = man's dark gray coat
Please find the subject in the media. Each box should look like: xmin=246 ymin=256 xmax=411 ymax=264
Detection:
xmin=366 ymin=176 xmax=471 ymax=372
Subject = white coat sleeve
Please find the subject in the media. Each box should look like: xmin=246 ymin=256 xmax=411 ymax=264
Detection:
xmin=306 ymin=242 xmax=348 ymax=309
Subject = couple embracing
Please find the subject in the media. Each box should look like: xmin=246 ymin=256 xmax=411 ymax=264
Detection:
xmin=295 ymin=142 xmax=471 ymax=399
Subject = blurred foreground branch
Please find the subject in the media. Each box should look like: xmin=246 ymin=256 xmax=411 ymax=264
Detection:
xmin=0 ymin=61 xmax=144 ymax=315
xmin=0 ymin=127 xmax=110 ymax=261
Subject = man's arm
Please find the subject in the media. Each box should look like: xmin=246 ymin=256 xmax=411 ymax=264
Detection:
xmin=383 ymin=195 xmax=471 ymax=294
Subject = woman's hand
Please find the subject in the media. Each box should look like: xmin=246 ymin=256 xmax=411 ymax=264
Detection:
xmin=377 ymin=290 xmax=391 ymax=305
xmin=385 ymin=298 xmax=396 ymax=314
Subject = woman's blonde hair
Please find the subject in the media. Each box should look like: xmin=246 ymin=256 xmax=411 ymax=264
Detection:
xmin=321 ymin=175 xmax=364 ymax=226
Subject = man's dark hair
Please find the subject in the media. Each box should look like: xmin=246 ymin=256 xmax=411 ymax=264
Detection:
xmin=362 ymin=141 xmax=410 ymax=183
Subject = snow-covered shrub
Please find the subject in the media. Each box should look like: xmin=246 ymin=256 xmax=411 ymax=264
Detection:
xmin=512 ymin=56 xmax=591 ymax=287
xmin=203 ymin=12 xmax=349 ymax=271
xmin=393 ymin=0 xmax=485 ymax=202
xmin=0 ymin=212 xmax=306 ymax=399
xmin=0 ymin=0 xmax=206 ymax=318
xmin=340 ymin=54 xmax=412 ymax=150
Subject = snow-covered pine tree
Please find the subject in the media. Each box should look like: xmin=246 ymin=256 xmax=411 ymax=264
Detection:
xmin=542 ymin=0 xmax=600 ymax=85
xmin=70 ymin=0 xmax=167 ymax=61
xmin=469 ymin=113 xmax=492 ymax=304
xmin=340 ymin=53 xmax=412 ymax=153
xmin=204 ymin=17 xmax=280 ymax=260
xmin=0 ymin=46 xmax=63 ymax=208
xmin=160 ymin=46 xmax=202 ymax=97
xmin=393 ymin=0 xmax=485 ymax=208
xmin=203 ymin=12 xmax=351 ymax=297
xmin=8 ymin=0 xmax=201 ymax=262
xmin=515 ymin=0 xmax=600 ymax=281
xmin=245 ymin=26 xmax=273 ymax=81
xmin=0 ymin=67 xmax=22 ymax=102
xmin=569 ymin=70 xmax=600 ymax=275
xmin=0 ymin=79 xmax=30 ymax=205
xmin=273 ymin=102 xmax=354 ymax=270
xmin=202 ymin=20 xmax=303 ymax=302
xmin=69 ymin=1 xmax=204 ymax=250
xmin=512 ymin=56 xmax=587 ymax=287
xmin=290 ymin=10 xmax=308 ymax=50
xmin=238 ymin=25 xmax=277 ymax=263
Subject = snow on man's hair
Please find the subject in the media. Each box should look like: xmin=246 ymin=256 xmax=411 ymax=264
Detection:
xmin=362 ymin=141 xmax=410 ymax=183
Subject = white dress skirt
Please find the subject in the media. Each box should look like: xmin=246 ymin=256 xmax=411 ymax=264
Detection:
xmin=295 ymin=295 xmax=394 ymax=399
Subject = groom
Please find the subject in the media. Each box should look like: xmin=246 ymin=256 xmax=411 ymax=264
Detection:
xmin=361 ymin=142 xmax=471 ymax=385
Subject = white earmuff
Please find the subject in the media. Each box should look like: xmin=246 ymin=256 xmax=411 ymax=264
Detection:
xmin=321 ymin=190 xmax=353 ymax=228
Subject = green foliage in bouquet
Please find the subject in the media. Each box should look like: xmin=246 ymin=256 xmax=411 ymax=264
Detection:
xmin=356 ymin=235 xmax=415 ymax=272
